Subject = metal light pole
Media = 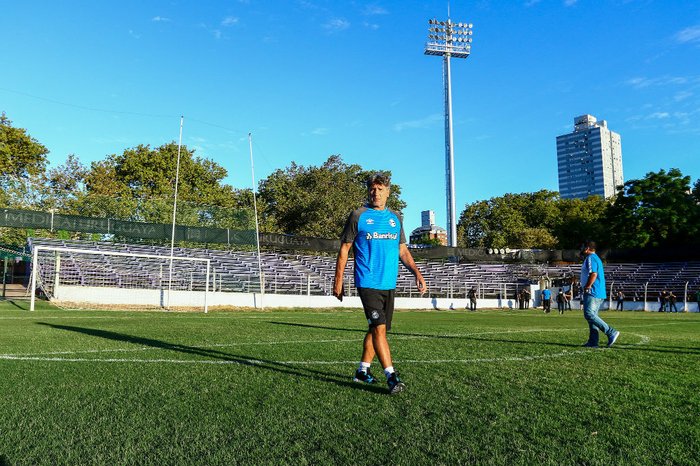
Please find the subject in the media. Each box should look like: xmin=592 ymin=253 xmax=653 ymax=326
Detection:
xmin=425 ymin=17 xmax=473 ymax=247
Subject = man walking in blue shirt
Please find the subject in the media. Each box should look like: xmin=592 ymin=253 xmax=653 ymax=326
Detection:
xmin=333 ymin=174 xmax=426 ymax=394
xmin=580 ymin=241 xmax=620 ymax=348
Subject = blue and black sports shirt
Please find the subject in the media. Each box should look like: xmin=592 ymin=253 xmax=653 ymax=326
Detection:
xmin=340 ymin=205 xmax=406 ymax=290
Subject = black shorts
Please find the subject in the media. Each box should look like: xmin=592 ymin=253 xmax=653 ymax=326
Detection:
xmin=357 ymin=287 xmax=395 ymax=331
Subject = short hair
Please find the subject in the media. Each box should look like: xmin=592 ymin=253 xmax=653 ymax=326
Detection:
xmin=581 ymin=240 xmax=597 ymax=251
xmin=366 ymin=173 xmax=391 ymax=189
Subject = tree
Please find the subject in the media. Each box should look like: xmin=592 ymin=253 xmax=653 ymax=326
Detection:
xmin=553 ymin=196 xmax=609 ymax=249
xmin=44 ymin=154 xmax=88 ymax=213
xmin=457 ymin=190 xmax=561 ymax=248
xmin=80 ymin=142 xmax=254 ymax=230
xmin=0 ymin=113 xmax=48 ymax=181
xmin=0 ymin=113 xmax=49 ymax=208
xmin=456 ymin=190 xmax=612 ymax=249
xmin=606 ymin=168 xmax=699 ymax=248
xmin=257 ymin=155 xmax=406 ymax=238
xmin=412 ymin=236 xmax=444 ymax=247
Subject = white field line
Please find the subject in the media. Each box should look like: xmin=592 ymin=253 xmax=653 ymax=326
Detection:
xmin=0 ymin=327 xmax=583 ymax=357
xmin=0 ymin=331 xmax=651 ymax=366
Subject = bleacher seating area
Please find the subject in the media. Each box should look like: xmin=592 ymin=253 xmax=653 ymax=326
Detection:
xmin=28 ymin=238 xmax=700 ymax=301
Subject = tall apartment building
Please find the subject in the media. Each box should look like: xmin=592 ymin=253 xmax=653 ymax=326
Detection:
xmin=556 ymin=114 xmax=623 ymax=199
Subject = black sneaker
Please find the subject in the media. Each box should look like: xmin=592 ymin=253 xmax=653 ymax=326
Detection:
xmin=387 ymin=372 xmax=406 ymax=395
xmin=581 ymin=342 xmax=599 ymax=348
xmin=353 ymin=369 xmax=377 ymax=384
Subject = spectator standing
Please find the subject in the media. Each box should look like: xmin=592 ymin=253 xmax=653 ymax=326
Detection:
xmin=580 ymin=240 xmax=620 ymax=348
xmin=542 ymin=288 xmax=552 ymax=313
xmin=467 ymin=287 xmax=477 ymax=311
xmin=616 ymin=290 xmax=625 ymax=311
xmin=556 ymin=290 xmax=565 ymax=314
xmin=563 ymin=281 xmax=573 ymax=310
xmin=523 ymin=288 xmax=531 ymax=309
xmin=659 ymin=290 xmax=668 ymax=312
xmin=668 ymin=291 xmax=678 ymax=313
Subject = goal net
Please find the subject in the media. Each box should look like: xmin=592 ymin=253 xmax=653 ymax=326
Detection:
xmin=29 ymin=246 xmax=210 ymax=312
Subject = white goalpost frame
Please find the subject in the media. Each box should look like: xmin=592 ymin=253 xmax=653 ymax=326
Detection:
xmin=29 ymin=245 xmax=210 ymax=313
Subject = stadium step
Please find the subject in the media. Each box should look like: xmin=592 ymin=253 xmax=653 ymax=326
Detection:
xmin=1 ymin=283 xmax=28 ymax=299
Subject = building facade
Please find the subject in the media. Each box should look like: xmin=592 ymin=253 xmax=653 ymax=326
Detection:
xmin=409 ymin=210 xmax=448 ymax=246
xmin=556 ymin=114 xmax=623 ymax=199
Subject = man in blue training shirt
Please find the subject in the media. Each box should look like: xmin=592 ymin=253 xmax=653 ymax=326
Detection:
xmin=333 ymin=173 xmax=426 ymax=394
xmin=580 ymin=240 xmax=620 ymax=348
xmin=541 ymin=288 xmax=552 ymax=313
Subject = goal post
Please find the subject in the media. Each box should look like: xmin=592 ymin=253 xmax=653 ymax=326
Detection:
xmin=29 ymin=245 xmax=210 ymax=313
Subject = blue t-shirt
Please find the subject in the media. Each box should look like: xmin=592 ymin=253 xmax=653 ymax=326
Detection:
xmin=542 ymin=289 xmax=551 ymax=300
xmin=580 ymin=252 xmax=606 ymax=299
xmin=340 ymin=206 xmax=406 ymax=290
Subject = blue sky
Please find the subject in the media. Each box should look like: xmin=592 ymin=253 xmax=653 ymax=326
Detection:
xmin=2 ymin=0 xmax=699 ymax=235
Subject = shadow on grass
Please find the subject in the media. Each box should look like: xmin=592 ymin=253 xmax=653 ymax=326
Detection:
xmin=0 ymin=299 xmax=29 ymax=310
xmin=268 ymin=321 xmax=455 ymax=339
xmin=36 ymin=323 xmax=387 ymax=395
xmin=269 ymin=321 xmax=700 ymax=355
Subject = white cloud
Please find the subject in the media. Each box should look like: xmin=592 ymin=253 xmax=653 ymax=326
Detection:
xmin=625 ymin=76 xmax=692 ymax=88
xmin=222 ymin=16 xmax=239 ymax=27
xmin=647 ymin=112 xmax=670 ymax=120
xmin=364 ymin=5 xmax=388 ymax=16
xmin=323 ymin=18 xmax=350 ymax=32
xmin=363 ymin=21 xmax=380 ymax=30
xmin=152 ymin=16 xmax=171 ymax=22
xmin=564 ymin=0 xmax=578 ymax=6
xmin=674 ymin=91 xmax=693 ymax=102
xmin=524 ymin=0 xmax=542 ymax=7
xmin=393 ymin=114 xmax=442 ymax=132
xmin=310 ymin=127 xmax=328 ymax=135
xmin=674 ymin=25 xmax=700 ymax=44
xmin=128 ymin=30 xmax=141 ymax=39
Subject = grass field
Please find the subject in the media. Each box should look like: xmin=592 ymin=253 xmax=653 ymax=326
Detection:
xmin=0 ymin=300 xmax=698 ymax=465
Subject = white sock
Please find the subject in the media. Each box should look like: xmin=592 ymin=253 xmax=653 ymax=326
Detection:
xmin=359 ymin=361 xmax=371 ymax=373
xmin=384 ymin=366 xmax=395 ymax=378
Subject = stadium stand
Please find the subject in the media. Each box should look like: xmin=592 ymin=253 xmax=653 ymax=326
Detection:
xmin=27 ymin=238 xmax=700 ymax=303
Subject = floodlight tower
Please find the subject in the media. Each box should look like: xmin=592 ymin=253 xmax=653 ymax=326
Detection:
xmin=425 ymin=16 xmax=473 ymax=247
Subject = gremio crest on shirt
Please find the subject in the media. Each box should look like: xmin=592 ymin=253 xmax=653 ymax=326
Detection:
xmin=389 ymin=219 xmax=396 ymax=227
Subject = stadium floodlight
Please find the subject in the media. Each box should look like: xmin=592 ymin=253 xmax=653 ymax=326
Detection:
xmin=168 ymin=116 xmax=185 ymax=309
xmin=425 ymin=15 xmax=473 ymax=247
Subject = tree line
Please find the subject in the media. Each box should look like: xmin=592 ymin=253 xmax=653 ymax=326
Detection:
xmin=1 ymin=112 xmax=698 ymax=250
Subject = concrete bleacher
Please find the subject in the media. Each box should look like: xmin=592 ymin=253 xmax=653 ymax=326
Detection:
xmin=27 ymin=238 xmax=700 ymax=302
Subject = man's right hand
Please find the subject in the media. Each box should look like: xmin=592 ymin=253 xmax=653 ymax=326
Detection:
xmin=333 ymin=281 xmax=344 ymax=301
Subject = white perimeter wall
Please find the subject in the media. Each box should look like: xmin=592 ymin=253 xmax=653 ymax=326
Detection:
xmin=53 ymin=285 xmax=700 ymax=312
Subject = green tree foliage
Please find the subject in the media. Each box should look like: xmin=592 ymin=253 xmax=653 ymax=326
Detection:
xmin=80 ymin=143 xmax=254 ymax=230
xmin=44 ymin=154 xmax=88 ymax=213
xmin=412 ymin=235 xmax=444 ymax=247
xmin=457 ymin=190 xmax=609 ymax=249
xmin=553 ymin=196 xmax=609 ymax=249
xmin=606 ymin=168 xmax=700 ymax=248
xmin=258 ymin=155 xmax=406 ymax=238
xmin=0 ymin=113 xmax=49 ymax=208
xmin=0 ymin=113 xmax=48 ymax=181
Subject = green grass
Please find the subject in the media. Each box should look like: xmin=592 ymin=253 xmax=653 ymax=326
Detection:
xmin=0 ymin=300 xmax=698 ymax=465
